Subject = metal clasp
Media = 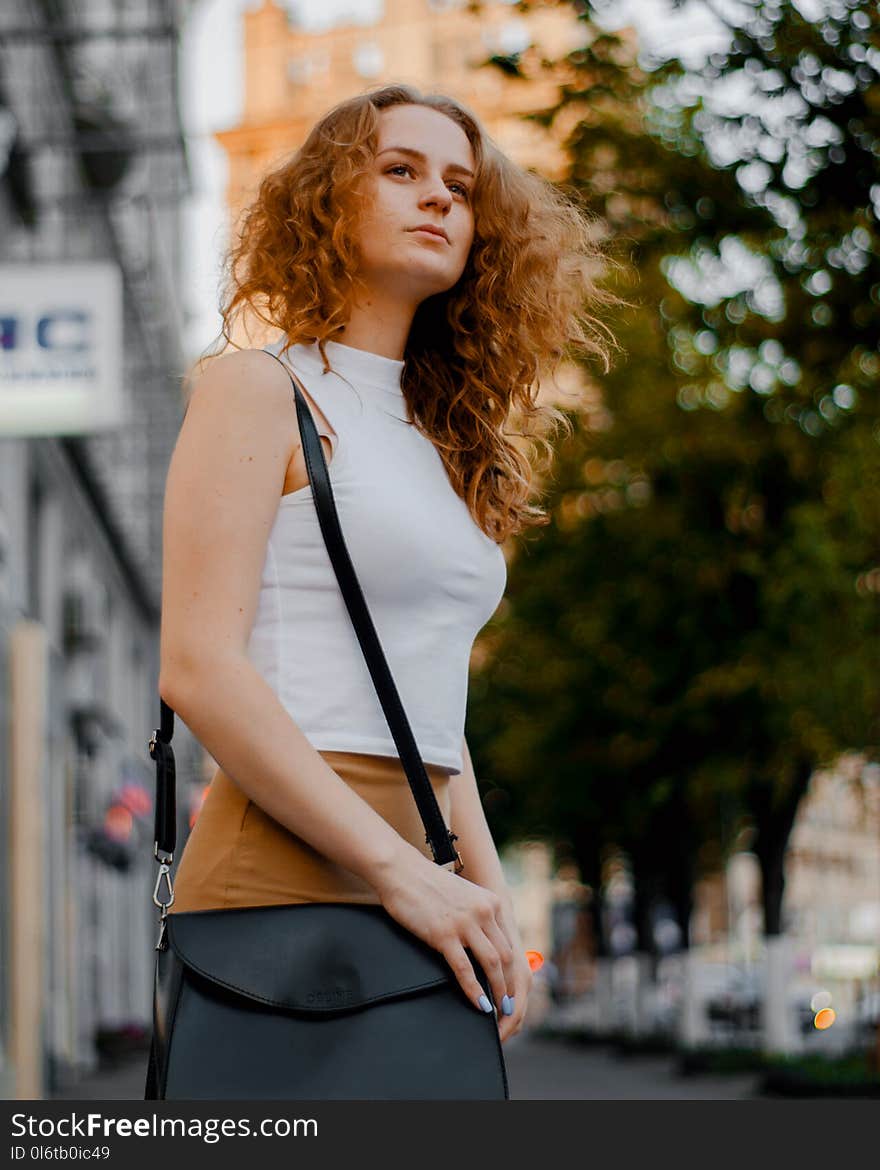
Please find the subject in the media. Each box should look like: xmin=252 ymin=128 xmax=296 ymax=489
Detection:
xmin=428 ymin=828 xmax=465 ymax=874
xmin=448 ymin=830 xmax=464 ymax=874
xmin=152 ymin=861 xmax=175 ymax=916
xmin=443 ymin=847 xmax=464 ymax=874
xmin=154 ymin=916 xmax=168 ymax=952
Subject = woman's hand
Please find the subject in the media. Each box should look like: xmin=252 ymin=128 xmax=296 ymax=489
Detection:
xmin=372 ymin=845 xmax=519 ymax=1024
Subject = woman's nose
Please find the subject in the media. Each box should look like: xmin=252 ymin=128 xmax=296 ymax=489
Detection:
xmin=420 ymin=183 xmax=452 ymax=210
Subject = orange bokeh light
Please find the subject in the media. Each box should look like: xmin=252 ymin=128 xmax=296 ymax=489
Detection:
xmin=526 ymin=950 xmax=544 ymax=972
xmin=104 ymin=804 xmax=133 ymax=842
xmin=814 ymin=1008 xmax=836 ymax=1030
xmin=188 ymin=783 xmax=210 ymax=828
xmin=118 ymin=782 xmax=151 ymax=817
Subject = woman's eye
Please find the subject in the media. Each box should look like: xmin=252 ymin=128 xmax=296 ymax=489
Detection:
xmin=387 ymin=164 xmax=469 ymax=199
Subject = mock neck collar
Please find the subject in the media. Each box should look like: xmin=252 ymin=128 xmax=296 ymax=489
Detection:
xmin=283 ymin=337 xmax=405 ymax=396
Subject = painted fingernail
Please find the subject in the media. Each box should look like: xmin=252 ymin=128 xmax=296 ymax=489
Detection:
xmin=478 ymin=993 xmax=493 ymax=1013
xmin=501 ymin=995 xmax=514 ymax=1016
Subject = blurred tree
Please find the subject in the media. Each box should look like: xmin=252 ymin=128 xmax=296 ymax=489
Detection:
xmin=467 ymin=0 xmax=880 ymax=1048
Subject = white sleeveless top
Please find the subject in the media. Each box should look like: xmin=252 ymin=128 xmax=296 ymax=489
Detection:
xmin=248 ymin=335 xmax=508 ymax=775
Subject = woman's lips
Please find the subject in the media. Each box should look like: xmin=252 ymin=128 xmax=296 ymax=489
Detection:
xmin=409 ymin=228 xmax=448 ymax=242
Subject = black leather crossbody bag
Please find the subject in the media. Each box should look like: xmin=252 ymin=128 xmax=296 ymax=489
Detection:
xmin=144 ymin=352 xmax=510 ymax=1100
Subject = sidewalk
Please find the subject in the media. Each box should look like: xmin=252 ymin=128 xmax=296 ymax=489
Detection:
xmin=52 ymin=1050 xmax=150 ymax=1100
xmin=50 ymin=1031 xmax=761 ymax=1100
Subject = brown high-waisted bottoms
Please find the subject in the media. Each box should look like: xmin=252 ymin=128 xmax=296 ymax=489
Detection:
xmin=167 ymin=750 xmax=454 ymax=913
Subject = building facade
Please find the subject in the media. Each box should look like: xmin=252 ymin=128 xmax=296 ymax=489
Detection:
xmin=0 ymin=0 xmax=197 ymax=1098
xmin=219 ymin=0 xmax=592 ymax=231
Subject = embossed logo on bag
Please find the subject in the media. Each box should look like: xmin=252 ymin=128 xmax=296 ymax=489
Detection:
xmin=306 ymin=987 xmax=353 ymax=1005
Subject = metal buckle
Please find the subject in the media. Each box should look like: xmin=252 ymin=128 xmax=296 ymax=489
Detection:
xmin=155 ymin=917 xmax=168 ymax=952
xmin=428 ymin=830 xmax=465 ymax=874
xmin=440 ymin=849 xmax=464 ymax=874
xmin=448 ymin=830 xmax=464 ymax=874
xmin=154 ymin=842 xmax=173 ymax=864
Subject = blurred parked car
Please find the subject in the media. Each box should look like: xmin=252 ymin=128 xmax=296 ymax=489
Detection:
xmin=706 ymin=966 xmax=814 ymax=1036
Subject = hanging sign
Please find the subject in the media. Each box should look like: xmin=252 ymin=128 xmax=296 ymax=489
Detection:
xmin=0 ymin=261 xmax=125 ymax=435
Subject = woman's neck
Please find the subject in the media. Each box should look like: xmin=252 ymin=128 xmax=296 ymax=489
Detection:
xmin=335 ymin=297 xmax=416 ymax=362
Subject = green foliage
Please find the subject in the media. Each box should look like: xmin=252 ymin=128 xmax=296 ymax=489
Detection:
xmin=468 ymin=0 xmax=880 ymax=932
xmin=680 ymin=1045 xmax=880 ymax=1090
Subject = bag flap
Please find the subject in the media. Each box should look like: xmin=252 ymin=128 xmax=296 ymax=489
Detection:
xmin=166 ymin=902 xmax=453 ymax=1013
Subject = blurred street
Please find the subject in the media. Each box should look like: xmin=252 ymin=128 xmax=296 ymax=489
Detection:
xmin=505 ymin=1034 xmax=761 ymax=1100
xmin=51 ymin=1031 xmax=761 ymax=1101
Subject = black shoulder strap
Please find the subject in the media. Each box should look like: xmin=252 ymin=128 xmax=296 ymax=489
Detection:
xmin=150 ymin=347 xmax=461 ymax=873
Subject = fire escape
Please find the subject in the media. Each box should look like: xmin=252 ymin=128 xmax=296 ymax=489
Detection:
xmin=0 ymin=0 xmax=193 ymax=616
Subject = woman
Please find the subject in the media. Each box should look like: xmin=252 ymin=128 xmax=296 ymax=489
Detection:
xmin=159 ymin=84 xmax=620 ymax=1053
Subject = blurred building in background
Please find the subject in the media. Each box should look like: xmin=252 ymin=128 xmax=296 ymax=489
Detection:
xmin=216 ymin=0 xmax=606 ymax=324
xmin=0 ymin=0 xmax=196 ymax=1098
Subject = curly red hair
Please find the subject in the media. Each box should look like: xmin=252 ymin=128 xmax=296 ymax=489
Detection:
xmin=207 ymin=82 xmax=625 ymax=542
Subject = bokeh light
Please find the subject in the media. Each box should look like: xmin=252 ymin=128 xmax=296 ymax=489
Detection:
xmin=103 ymin=804 xmax=133 ymax=843
xmin=118 ymin=782 xmax=152 ymax=818
xmin=526 ymin=950 xmax=544 ymax=972
xmin=814 ymin=1007 xmax=836 ymax=1030
xmin=188 ymin=783 xmax=211 ymax=829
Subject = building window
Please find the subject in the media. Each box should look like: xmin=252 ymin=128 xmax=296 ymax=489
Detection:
xmin=352 ymin=41 xmax=383 ymax=80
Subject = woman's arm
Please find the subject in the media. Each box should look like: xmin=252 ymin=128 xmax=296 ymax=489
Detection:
xmin=448 ymin=736 xmax=533 ymax=1039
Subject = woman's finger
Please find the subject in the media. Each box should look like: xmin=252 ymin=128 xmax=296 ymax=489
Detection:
xmin=497 ymin=952 xmax=533 ymax=1042
xmin=498 ymin=1000 xmax=526 ymax=1042
xmin=482 ymin=916 xmax=516 ymax=1015
xmin=463 ymin=924 xmax=513 ymax=1021
xmin=442 ymin=940 xmax=498 ymax=1016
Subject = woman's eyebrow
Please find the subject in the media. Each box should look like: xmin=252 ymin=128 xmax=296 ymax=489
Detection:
xmin=377 ymin=145 xmax=474 ymax=179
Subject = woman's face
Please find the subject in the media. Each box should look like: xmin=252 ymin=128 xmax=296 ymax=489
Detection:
xmin=352 ymin=103 xmax=476 ymax=305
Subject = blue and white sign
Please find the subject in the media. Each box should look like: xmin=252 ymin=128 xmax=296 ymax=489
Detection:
xmin=0 ymin=261 xmax=125 ymax=435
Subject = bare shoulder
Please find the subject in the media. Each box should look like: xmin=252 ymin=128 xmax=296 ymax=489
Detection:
xmin=180 ymin=346 xmax=340 ymax=503
xmin=185 ymin=347 xmax=294 ymax=419
xmin=160 ymin=347 xmax=302 ymax=690
xmin=166 ymin=346 xmax=300 ymax=533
